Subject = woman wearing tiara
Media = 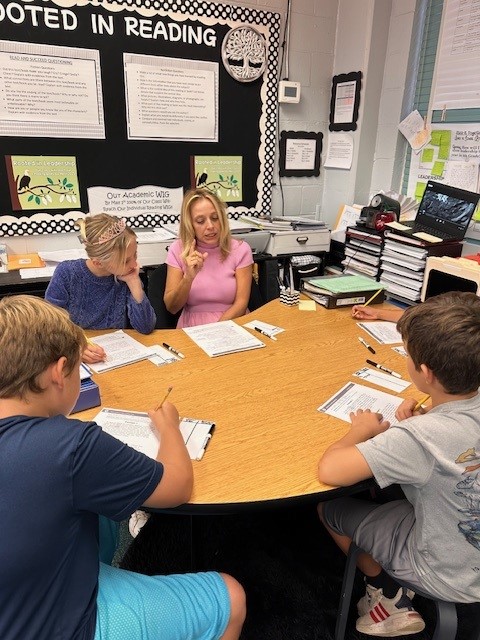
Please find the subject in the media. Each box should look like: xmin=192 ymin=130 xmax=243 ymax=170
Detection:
xmin=45 ymin=213 xmax=156 ymax=364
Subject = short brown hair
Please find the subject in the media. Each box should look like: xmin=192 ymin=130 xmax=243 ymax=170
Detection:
xmin=0 ymin=295 xmax=85 ymax=399
xmin=179 ymin=188 xmax=231 ymax=260
xmin=397 ymin=292 xmax=480 ymax=394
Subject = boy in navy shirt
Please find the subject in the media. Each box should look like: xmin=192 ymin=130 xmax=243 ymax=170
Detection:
xmin=0 ymin=295 xmax=245 ymax=640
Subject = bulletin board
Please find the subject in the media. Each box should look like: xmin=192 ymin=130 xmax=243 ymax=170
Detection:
xmin=0 ymin=0 xmax=281 ymax=236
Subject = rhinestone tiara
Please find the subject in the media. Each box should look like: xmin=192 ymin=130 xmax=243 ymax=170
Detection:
xmin=95 ymin=218 xmax=127 ymax=245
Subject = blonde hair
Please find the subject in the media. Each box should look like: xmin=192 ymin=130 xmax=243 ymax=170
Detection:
xmin=179 ymin=189 xmax=231 ymax=260
xmin=77 ymin=213 xmax=136 ymax=268
xmin=0 ymin=295 xmax=85 ymax=399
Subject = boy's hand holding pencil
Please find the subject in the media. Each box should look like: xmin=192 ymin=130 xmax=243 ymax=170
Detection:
xmin=395 ymin=395 xmax=431 ymax=421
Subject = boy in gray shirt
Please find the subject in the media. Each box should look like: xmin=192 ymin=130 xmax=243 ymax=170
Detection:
xmin=318 ymin=291 xmax=480 ymax=637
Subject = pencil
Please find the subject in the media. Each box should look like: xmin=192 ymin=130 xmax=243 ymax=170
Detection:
xmin=84 ymin=333 xmax=98 ymax=348
xmin=363 ymin=288 xmax=384 ymax=307
xmin=84 ymin=333 xmax=108 ymax=361
xmin=155 ymin=386 xmax=173 ymax=411
xmin=414 ymin=394 xmax=430 ymax=412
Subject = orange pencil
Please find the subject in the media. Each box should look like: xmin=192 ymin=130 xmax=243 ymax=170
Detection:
xmin=155 ymin=386 xmax=173 ymax=411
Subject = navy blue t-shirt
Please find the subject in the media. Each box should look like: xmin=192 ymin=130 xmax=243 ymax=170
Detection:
xmin=0 ymin=414 xmax=163 ymax=640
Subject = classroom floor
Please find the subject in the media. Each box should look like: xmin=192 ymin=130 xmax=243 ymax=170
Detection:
xmin=116 ymin=498 xmax=480 ymax=640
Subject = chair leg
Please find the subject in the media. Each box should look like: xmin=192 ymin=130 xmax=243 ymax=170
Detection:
xmin=432 ymin=600 xmax=457 ymax=640
xmin=335 ymin=542 xmax=363 ymax=640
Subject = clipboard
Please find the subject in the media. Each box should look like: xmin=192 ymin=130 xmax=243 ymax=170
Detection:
xmin=94 ymin=409 xmax=215 ymax=461
xmin=180 ymin=418 xmax=215 ymax=461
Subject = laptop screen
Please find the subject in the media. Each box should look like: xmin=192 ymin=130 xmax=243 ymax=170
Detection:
xmin=416 ymin=181 xmax=480 ymax=239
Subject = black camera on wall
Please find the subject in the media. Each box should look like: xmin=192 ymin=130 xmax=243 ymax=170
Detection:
xmin=358 ymin=194 xmax=400 ymax=231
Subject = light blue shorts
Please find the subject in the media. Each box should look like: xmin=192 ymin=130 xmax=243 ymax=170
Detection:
xmin=94 ymin=563 xmax=230 ymax=640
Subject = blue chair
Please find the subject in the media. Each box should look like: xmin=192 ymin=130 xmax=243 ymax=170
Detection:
xmin=335 ymin=542 xmax=480 ymax=640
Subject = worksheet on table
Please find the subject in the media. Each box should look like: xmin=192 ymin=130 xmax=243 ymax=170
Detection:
xmin=357 ymin=321 xmax=402 ymax=344
xmin=317 ymin=382 xmax=403 ymax=423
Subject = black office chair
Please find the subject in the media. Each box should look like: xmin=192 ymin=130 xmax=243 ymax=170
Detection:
xmin=147 ymin=264 xmax=182 ymax=329
xmin=335 ymin=542 xmax=480 ymax=640
xmin=248 ymin=277 xmax=264 ymax=311
xmin=148 ymin=264 xmax=264 ymax=329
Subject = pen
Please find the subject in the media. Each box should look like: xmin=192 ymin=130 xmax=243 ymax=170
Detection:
xmin=162 ymin=342 xmax=185 ymax=359
xmin=414 ymin=394 xmax=430 ymax=412
xmin=253 ymin=326 xmax=277 ymax=341
xmin=358 ymin=336 xmax=375 ymax=354
xmin=366 ymin=359 xmax=402 ymax=379
xmin=155 ymin=386 xmax=173 ymax=411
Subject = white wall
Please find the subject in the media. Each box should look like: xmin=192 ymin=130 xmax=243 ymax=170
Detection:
xmin=322 ymin=0 xmax=418 ymax=226
xmin=212 ymin=0 xmax=338 ymax=219
xmin=220 ymin=0 xmax=418 ymax=227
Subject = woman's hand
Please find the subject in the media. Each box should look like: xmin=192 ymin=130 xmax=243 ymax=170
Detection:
xmin=184 ymin=241 xmax=208 ymax=281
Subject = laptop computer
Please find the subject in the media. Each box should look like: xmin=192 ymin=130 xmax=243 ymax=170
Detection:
xmin=387 ymin=180 xmax=480 ymax=243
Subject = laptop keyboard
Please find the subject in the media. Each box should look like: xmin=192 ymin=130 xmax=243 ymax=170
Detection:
xmin=412 ymin=223 xmax=452 ymax=240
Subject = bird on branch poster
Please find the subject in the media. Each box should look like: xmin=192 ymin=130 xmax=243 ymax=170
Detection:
xmin=5 ymin=155 xmax=80 ymax=211
xmin=191 ymin=156 xmax=242 ymax=202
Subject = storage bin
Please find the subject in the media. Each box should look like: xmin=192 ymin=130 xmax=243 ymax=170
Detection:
xmin=266 ymin=229 xmax=330 ymax=256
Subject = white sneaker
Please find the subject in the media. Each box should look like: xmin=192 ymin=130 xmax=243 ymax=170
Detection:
xmin=128 ymin=510 xmax=150 ymax=538
xmin=356 ymin=587 xmax=425 ymax=637
xmin=357 ymin=583 xmax=415 ymax=616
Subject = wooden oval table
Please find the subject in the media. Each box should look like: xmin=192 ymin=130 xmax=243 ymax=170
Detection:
xmin=78 ymin=299 xmax=412 ymax=512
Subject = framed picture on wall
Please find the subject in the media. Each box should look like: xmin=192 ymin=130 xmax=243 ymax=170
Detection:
xmin=329 ymin=71 xmax=362 ymax=131
xmin=279 ymin=131 xmax=323 ymax=177
xmin=5 ymin=155 xmax=81 ymax=211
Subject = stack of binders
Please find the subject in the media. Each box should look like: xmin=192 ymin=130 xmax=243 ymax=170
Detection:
xmin=380 ymin=230 xmax=462 ymax=306
xmin=342 ymin=227 xmax=383 ymax=279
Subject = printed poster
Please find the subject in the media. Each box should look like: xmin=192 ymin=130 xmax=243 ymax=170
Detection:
xmin=192 ymin=156 xmax=242 ymax=202
xmin=5 ymin=155 xmax=80 ymax=211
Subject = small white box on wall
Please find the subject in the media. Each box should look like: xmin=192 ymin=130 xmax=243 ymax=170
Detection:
xmin=278 ymin=81 xmax=301 ymax=103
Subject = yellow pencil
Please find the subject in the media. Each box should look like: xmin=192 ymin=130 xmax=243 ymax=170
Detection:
xmin=155 ymin=386 xmax=173 ymax=411
xmin=363 ymin=288 xmax=384 ymax=307
xmin=83 ymin=333 xmax=108 ymax=361
xmin=414 ymin=394 xmax=430 ymax=412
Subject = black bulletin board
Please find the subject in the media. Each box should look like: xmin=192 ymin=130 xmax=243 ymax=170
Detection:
xmin=0 ymin=0 xmax=280 ymax=236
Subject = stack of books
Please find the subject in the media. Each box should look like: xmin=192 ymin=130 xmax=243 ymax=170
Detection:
xmin=342 ymin=227 xmax=383 ymax=279
xmin=380 ymin=230 xmax=462 ymax=306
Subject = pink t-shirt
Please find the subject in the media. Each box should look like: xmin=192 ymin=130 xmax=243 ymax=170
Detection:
xmin=166 ymin=238 xmax=253 ymax=327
